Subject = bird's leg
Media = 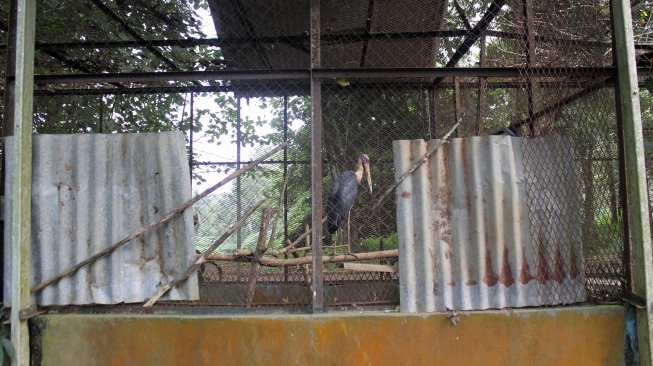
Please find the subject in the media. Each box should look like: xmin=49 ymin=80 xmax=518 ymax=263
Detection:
xmin=346 ymin=211 xmax=359 ymax=260
xmin=347 ymin=212 xmax=351 ymax=254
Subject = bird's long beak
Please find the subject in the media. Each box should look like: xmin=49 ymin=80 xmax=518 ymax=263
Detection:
xmin=364 ymin=162 xmax=372 ymax=194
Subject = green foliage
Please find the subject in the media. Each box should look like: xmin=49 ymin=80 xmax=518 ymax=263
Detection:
xmin=0 ymin=307 xmax=14 ymax=366
xmin=360 ymin=232 xmax=399 ymax=251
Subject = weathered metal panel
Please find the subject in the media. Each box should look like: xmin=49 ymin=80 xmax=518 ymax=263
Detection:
xmin=394 ymin=136 xmax=585 ymax=312
xmin=4 ymin=131 xmax=199 ymax=305
xmin=36 ymin=306 xmax=626 ymax=366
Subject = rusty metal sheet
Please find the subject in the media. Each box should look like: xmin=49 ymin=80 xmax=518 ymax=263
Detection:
xmin=393 ymin=136 xmax=585 ymax=312
xmin=4 ymin=131 xmax=199 ymax=306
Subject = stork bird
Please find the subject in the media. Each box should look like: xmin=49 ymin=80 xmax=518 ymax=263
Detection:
xmin=326 ymin=153 xmax=372 ymax=253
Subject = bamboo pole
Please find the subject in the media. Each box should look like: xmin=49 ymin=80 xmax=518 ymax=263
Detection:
xmin=371 ymin=123 xmax=459 ymax=211
xmin=143 ymin=199 xmax=266 ymax=307
xmin=31 ymin=141 xmax=289 ymax=294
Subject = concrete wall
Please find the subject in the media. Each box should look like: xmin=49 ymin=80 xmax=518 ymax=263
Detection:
xmin=32 ymin=305 xmax=626 ymax=365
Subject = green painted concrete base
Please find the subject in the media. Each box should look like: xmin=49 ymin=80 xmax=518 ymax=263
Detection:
xmin=33 ymin=305 xmax=626 ymax=366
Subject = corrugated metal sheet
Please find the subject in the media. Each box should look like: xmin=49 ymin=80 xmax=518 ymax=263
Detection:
xmin=5 ymin=132 xmax=199 ymax=306
xmin=394 ymin=136 xmax=585 ymax=312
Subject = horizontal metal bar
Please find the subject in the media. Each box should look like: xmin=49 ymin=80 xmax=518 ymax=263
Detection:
xmin=30 ymin=67 xmax=620 ymax=85
xmin=8 ymin=29 xmax=621 ymax=53
xmin=31 ymin=84 xmax=310 ymax=96
xmin=313 ymin=67 xmax=616 ymax=79
xmin=32 ymin=70 xmax=311 ymax=85
xmin=28 ymin=80 xmax=621 ymax=97
xmin=27 ymin=36 xmax=309 ymax=52
xmin=193 ymin=160 xmax=310 ymax=166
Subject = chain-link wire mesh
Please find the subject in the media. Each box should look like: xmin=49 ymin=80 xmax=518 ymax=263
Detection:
xmin=0 ymin=0 xmax=648 ymax=309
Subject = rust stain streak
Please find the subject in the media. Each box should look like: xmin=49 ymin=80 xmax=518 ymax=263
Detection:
xmin=518 ymin=252 xmax=533 ymax=284
xmin=536 ymin=237 xmax=550 ymax=284
xmin=483 ymin=249 xmax=498 ymax=286
xmin=466 ymin=269 xmax=477 ymax=286
xmin=552 ymin=247 xmax=566 ymax=284
xmin=498 ymin=246 xmax=514 ymax=287
xmin=570 ymin=250 xmax=580 ymax=280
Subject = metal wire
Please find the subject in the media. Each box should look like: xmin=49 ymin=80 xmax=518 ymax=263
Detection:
xmin=0 ymin=0 xmax=646 ymax=308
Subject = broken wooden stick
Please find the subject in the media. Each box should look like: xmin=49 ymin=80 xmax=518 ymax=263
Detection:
xmin=272 ymin=216 xmax=327 ymax=256
xmin=370 ymin=123 xmax=459 ymax=211
xmin=245 ymin=205 xmax=275 ymax=306
xmin=205 ymin=248 xmax=398 ymax=267
xmin=266 ymin=170 xmax=289 ymax=250
xmin=143 ymin=199 xmax=266 ymax=307
xmin=236 ymin=244 xmax=311 ymax=257
xmin=342 ymin=263 xmax=398 ymax=273
xmin=32 ymin=141 xmax=289 ymax=294
xmin=297 ymin=224 xmax=312 ymax=292
xmin=244 ymin=170 xmax=290 ymax=305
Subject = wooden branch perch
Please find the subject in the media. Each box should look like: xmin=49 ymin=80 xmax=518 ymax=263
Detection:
xmin=143 ymin=199 xmax=266 ymax=307
xmin=206 ymin=249 xmax=398 ymax=267
xmin=32 ymin=141 xmax=289 ymax=294
xmin=371 ymin=123 xmax=459 ymax=211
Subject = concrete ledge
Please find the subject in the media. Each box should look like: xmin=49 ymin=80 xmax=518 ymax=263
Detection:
xmin=33 ymin=305 xmax=625 ymax=365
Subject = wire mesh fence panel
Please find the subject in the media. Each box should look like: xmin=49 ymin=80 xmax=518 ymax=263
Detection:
xmin=0 ymin=0 xmax=647 ymax=310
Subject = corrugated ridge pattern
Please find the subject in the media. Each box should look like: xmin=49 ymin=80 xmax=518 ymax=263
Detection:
xmin=394 ymin=136 xmax=585 ymax=312
xmin=5 ymin=132 xmax=199 ymax=305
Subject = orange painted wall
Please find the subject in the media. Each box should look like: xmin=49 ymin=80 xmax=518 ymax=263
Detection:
xmin=35 ymin=305 xmax=625 ymax=366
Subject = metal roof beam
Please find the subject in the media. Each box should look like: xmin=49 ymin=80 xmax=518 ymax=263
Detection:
xmin=432 ymin=0 xmax=507 ymax=88
xmin=90 ymin=0 xmax=201 ymax=86
xmin=15 ymin=30 xmax=613 ymax=53
xmin=28 ymin=67 xmax=618 ymax=85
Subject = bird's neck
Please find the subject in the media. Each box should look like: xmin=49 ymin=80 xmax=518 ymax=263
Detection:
xmin=354 ymin=160 xmax=364 ymax=183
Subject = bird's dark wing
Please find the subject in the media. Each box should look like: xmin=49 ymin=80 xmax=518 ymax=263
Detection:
xmin=327 ymin=171 xmax=359 ymax=234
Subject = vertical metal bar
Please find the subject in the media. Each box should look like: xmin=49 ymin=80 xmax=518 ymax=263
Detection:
xmin=189 ymin=93 xmax=194 ymax=180
xmin=11 ymin=0 xmax=35 ymax=364
xmin=609 ymin=2 xmax=633 ymax=291
xmin=283 ymin=95 xmax=289 ymax=244
xmin=428 ymin=89 xmax=437 ymax=138
xmin=310 ymin=0 xmax=324 ymax=312
xmin=99 ymin=94 xmax=104 ymax=133
xmin=1 ymin=0 xmax=18 ymax=304
xmin=477 ymin=33 xmax=486 ymax=135
xmin=611 ymin=0 xmax=653 ymax=364
xmin=522 ymin=0 xmax=538 ymax=137
xmin=454 ymin=78 xmax=462 ymax=137
xmin=236 ymin=95 xmax=242 ymax=249
xmin=283 ymin=95 xmax=289 ymax=283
